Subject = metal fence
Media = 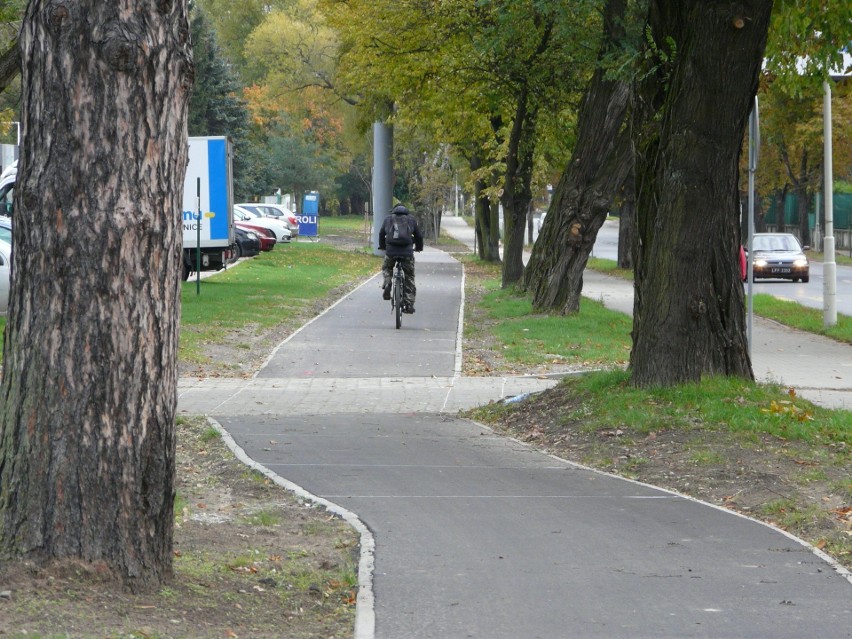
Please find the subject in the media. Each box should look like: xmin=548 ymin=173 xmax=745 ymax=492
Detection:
xmin=764 ymin=192 xmax=852 ymax=251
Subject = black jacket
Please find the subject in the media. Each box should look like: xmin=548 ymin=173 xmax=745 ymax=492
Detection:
xmin=378 ymin=211 xmax=424 ymax=257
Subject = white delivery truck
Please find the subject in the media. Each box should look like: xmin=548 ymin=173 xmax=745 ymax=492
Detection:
xmin=182 ymin=136 xmax=235 ymax=280
xmin=0 ymin=137 xmax=236 ymax=281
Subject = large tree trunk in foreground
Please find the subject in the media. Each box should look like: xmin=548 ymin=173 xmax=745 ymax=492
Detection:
xmin=523 ymin=0 xmax=631 ymax=313
xmin=629 ymin=0 xmax=767 ymax=387
xmin=0 ymin=1 xmax=193 ymax=592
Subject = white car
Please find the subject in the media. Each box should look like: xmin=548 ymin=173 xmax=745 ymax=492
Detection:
xmin=0 ymin=239 xmax=10 ymax=314
xmin=236 ymin=202 xmax=300 ymax=238
xmin=233 ymin=205 xmax=291 ymax=242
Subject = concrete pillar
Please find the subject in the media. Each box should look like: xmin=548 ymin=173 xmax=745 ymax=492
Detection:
xmin=372 ymin=121 xmax=393 ymax=255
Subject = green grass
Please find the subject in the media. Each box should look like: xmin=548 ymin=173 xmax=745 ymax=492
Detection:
xmin=479 ymin=286 xmax=632 ymax=368
xmin=470 ymin=368 xmax=852 ymax=448
xmin=180 ymin=241 xmax=376 ymax=366
xmin=586 ymin=257 xmax=634 ymax=280
xmin=807 ymin=249 xmax=852 ymax=266
xmin=318 ymin=214 xmax=373 ymax=247
xmin=241 ymin=508 xmax=282 ymax=527
xmin=752 ymin=294 xmax=852 ymax=344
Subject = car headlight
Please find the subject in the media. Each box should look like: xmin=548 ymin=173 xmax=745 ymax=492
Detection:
xmin=754 ymin=258 xmax=767 ymax=267
xmin=793 ymin=258 xmax=808 ymax=267
xmin=246 ymin=232 xmax=258 ymax=240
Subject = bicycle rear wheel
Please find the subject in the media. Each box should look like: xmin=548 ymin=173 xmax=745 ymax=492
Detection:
xmin=393 ymin=267 xmax=403 ymax=329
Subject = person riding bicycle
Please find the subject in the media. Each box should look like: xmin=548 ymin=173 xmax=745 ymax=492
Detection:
xmin=378 ymin=204 xmax=423 ymax=313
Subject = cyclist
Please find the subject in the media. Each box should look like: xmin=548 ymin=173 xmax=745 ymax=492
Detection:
xmin=378 ymin=204 xmax=423 ymax=313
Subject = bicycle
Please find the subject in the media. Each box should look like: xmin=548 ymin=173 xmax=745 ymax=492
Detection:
xmin=390 ymin=257 xmax=405 ymax=329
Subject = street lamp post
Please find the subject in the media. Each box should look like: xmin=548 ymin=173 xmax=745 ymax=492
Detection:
xmin=822 ymin=78 xmax=837 ymax=327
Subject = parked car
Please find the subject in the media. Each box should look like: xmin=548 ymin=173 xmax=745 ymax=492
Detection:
xmin=0 ymin=239 xmax=10 ymax=314
xmin=232 ymin=226 xmax=262 ymax=261
xmin=237 ymin=202 xmax=300 ymax=238
xmin=0 ymin=215 xmax=10 ymax=244
xmin=749 ymin=232 xmax=809 ymax=283
xmin=234 ymin=205 xmax=291 ymax=243
xmin=235 ymin=222 xmax=277 ymax=252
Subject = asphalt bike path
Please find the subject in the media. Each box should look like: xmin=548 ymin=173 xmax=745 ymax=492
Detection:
xmin=178 ymin=236 xmax=851 ymax=639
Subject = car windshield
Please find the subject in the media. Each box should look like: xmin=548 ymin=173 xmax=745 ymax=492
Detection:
xmin=753 ymin=235 xmax=801 ymax=252
xmin=0 ymin=227 xmax=9 ymax=244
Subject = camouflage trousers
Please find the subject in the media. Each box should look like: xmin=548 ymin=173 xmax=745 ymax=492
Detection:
xmin=382 ymin=255 xmax=417 ymax=305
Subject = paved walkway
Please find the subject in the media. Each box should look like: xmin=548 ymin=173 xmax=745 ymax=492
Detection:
xmin=178 ymin=222 xmax=851 ymax=639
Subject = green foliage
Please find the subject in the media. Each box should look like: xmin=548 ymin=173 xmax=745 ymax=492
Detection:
xmin=765 ymin=1 xmax=852 ymax=95
xmin=321 ymin=0 xmax=595 ymax=198
xmin=0 ymin=1 xmax=23 ymax=29
xmin=188 ymin=5 xmax=252 ymax=198
xmin=193 ymin=0 xmax=289 ymax=82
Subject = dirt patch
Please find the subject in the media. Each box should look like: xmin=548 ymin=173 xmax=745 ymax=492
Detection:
xmin=0 ymin=417 xmax=359 ymax=638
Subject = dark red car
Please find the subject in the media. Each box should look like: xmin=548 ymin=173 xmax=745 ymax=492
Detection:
xmin=235 ymin=222 xmax=277 ymax=251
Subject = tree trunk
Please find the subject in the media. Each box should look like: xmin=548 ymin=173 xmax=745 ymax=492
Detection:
xmin=617 ymin=162 xmax=636 ymax=270
xmin=0 ymin=41 xmax=20 ymax=94
xmin=499 ymin=88 xmax=537 ymax=288
xmin=629 ymin=0 xmax=767 ymax=387
xmin=793 ymin=151 xmax=811 ymax=246
xmin=522 ymin=0 xmax=631 ymax=313
xmin=0 ymin=1 xmax=193 ymax=592
xmin=472 ymin=154 xmax=500 ymax=262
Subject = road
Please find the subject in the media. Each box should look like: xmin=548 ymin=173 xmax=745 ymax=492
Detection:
xmin=589 ymin=218 xmax=852 ymax=316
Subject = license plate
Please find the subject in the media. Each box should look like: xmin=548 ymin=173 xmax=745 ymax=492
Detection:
xmin=770 ymin=267 xmax=791 ymax=274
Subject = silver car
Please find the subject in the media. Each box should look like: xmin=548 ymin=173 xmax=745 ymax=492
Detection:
xmin=237 ymin=202 xmax=300 ymax=238
xmin=0 ymin=239 xmax=10 ymax=314
xmin=750 ymin=232 xmax=810 ymax=283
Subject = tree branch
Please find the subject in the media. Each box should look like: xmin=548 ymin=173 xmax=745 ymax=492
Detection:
xmin=0 ymin=39 xmax=21 ymax=93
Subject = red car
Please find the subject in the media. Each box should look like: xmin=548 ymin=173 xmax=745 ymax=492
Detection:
xmin=235 ymin=222 xmax=277 ymax=251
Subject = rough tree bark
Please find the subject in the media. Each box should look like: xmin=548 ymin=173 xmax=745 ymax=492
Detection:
xmin=617 ymin=161 xmax=636 ymax=270
xmin=629 ymin=0 xmax=767 ymax=387
xmin=0 ymin=1 xmax=193 ymax=592
xmin=522 ymin=0 xmax=631 ymax=313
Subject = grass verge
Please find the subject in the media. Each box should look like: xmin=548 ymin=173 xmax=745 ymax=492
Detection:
xmin=752 ymin=293 xmax=852 ymax=344
xmin=180 ymin=240 xmax=377 ymax=373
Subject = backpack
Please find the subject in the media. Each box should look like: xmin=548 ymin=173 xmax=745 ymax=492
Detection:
xmin=386 ymin=215 xmax=413 ymax=246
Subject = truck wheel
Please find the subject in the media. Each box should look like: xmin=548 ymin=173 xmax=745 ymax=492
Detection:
xmin=181 ymin=260 xmax=190 ymax=282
